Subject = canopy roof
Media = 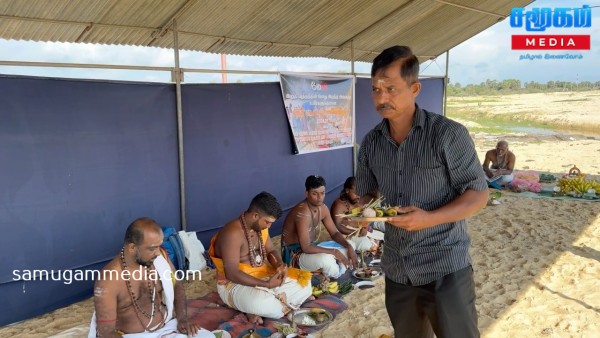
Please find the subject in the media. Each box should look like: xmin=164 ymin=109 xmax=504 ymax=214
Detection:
xmin=0 ymin=0 xmax=533 ymax=63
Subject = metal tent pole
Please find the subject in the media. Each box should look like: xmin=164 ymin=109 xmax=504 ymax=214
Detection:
xmin=350 ymin=40 xmax=355 ymax=75
xmin=172 ymin=19 xmax=187 ymax=231
xmin=351 ymin=40 xmax=357 ymax=175
xmin=443 ymin=50 xmax=450 ymax=116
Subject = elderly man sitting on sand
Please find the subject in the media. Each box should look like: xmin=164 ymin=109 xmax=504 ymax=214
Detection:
xmin=483 ymin=140 xmax=516 ymax=186
xmin=88 ymin=217 xmax=216 ymax=338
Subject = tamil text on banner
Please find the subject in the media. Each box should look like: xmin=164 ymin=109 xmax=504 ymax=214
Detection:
xmin=279 ymin=73 xmax=354 ymax=154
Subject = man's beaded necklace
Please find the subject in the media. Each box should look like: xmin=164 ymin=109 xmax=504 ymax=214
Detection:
xmin=119 ymin=248 xmax=165 ymax=332
xmin=240 ymin=213 xmax=267 ymax=267
xmin=306 ymin=201 xmax=321 ymax=238
xmin=343 ymin=200 xmax=352 ymax=213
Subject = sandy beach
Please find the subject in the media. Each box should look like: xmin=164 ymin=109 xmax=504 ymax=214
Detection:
xmin=1 ymin=91 xmax=599 ymax=338
xmin=449 ymin=90 xmax=600 ymax=133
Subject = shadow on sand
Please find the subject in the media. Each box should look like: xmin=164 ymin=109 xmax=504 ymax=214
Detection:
xmin=469 ymin=194 xmax=600 ymax=333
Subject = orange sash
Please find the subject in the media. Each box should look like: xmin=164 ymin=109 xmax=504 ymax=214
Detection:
xmin=208 ymin=228 xmax=311 ymax=287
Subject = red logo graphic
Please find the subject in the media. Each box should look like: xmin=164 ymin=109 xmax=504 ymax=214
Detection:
xmin=310 ymin=81 xmax=328 ymax=91
xmin=512 ymin=35 xmax=590 ymax=50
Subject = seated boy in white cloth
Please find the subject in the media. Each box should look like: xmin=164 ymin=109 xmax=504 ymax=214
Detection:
xmin=88 ymin=217 xmax=215 ymax=338
xmin=281 ymin=175 xmax=359 ymax=279
xmin=483 ymin=140 xmax=516 ymax=186
xmin=208 ymin=192 xmax=313 ymax=324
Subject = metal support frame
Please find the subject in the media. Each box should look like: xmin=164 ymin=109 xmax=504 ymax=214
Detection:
xmin=433 ymin=0 xmax=506 ymax=19
xmin=172 ymin=20 xmax=187 ymax=231
xmin=350 ymin=40 xmax=358 ymax=176
xmin=443 ymin=50 xmax=450 ymax=116
xmin=0 ymin=60 xmax=172 ymax=71
xmin=0 ymin=61 xmax=368 ymax=78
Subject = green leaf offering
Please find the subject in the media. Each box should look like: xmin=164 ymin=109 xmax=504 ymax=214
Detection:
xmin=490 ymin=191 xmax=502 ymax=200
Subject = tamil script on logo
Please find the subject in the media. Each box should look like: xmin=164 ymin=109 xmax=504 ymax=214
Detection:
xmin=510 ymin=5 xmax=592 ymax=32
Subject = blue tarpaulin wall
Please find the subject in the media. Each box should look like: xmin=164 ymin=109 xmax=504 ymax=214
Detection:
xmin=181 ymin=82 xmax=354 ymax=244
xmin=0 ymin=75 xmax=443 ymax=326
xmin=355 ymin=77 xmax=444 ymax=144
xmin=0 ymin=76 xmax=181 ymax=326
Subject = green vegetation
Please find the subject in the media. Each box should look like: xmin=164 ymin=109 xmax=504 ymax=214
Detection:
xmin=447 ymin=79 xmax=600 ymax=97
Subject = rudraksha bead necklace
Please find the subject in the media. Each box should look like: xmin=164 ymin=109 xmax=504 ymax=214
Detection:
xmin=240 ymin=213 xmax=267 ymax=267
xmin=119 ymin=248 xmax=164 ymax=331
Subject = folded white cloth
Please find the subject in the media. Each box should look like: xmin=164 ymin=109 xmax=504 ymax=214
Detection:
xmin=177 ymin=231 xmax=207 ymax=271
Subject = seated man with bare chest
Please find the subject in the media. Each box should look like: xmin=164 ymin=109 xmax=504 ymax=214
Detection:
xmin=281 ymin=175 xmax=358 ymax=279
xmin=208 ymin=191 xmax=312 ymax=324
xmin=330 ymin=176 xmax=379 ymax=252
xmin=483 ymin=140 xmax=516 ymax=186
xmin=88 ymin=217 xmax=215 ymax=338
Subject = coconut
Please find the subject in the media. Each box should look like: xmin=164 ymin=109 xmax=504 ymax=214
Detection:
xmin=362 ymin=207 xmax=376 ymax=217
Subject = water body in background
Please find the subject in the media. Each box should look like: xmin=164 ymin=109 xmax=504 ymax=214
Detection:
xmin=507 ymin=126 xmax=558 ymax=136
xmin=506 ymin=126 xmax=599 ymax=139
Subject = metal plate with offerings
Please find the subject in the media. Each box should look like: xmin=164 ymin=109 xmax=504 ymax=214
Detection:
xmin=335 ymin=197 xmax=402 ymax=223
xmin=352 ymin=267 xmax=383 ymax=280
xmin=288 ymin=308 xmax=333 ymax=327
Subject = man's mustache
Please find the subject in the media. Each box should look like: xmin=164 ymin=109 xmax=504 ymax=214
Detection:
xmin=377 ymin=103 xmax=394 ymax=110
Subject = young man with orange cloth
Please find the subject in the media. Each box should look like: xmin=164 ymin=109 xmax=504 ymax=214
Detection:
xmin=209 ymin=191 xmax=312 ymax=324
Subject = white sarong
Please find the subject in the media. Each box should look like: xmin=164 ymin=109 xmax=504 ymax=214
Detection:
xmin=296 ymin=241 xmax=354 ymax=278
xmin=349 ymin=235 xmax=375 ymax=252
xmin=124 ymin=319 xmax=215 ymax=338
xmin=217 ymin=277 xmax=312 ymax=319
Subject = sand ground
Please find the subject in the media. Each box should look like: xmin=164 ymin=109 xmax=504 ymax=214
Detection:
xmin=449 ymin=90 xmax=600 ymax=132
xmin=1 ymin=92 xmax=599 ymax=338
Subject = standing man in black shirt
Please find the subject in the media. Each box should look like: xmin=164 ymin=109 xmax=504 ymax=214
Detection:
xmin=356 ymin=45 xmax=488 ymax=338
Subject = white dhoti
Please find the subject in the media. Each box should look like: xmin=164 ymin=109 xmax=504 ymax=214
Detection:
xmin=121 ymin=319 xmax=215 ymax=338
xmin=296 ymin=241 xmax=354 ymax=278
xmin=349 ymin=235 xmax=376 ymax=252
xmin=498 ymin=173 xmax=514 ymax=184
xmin=217 ymin=277 xmax=312 ymax=319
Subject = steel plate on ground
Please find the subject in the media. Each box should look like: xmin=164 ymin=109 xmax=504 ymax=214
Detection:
xmin=288 ymin=308 xmax=333 ymax=327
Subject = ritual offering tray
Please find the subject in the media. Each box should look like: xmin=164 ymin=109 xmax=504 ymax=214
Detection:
xmin=352 ymin=267 xmax=383 ymax=280
xmin=289 ymin=308 xmax=333 ymax=327
xmin=337 ymin=210 xmax=405 ymax=222
xmin=343 ymin=216 xmax=391 ymax=222
xmin=336 ymin=197 xmax=402 ymax=221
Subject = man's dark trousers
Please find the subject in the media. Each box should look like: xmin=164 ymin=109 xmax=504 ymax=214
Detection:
xmin=385 ymin=266 xmax=479 ymax=338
